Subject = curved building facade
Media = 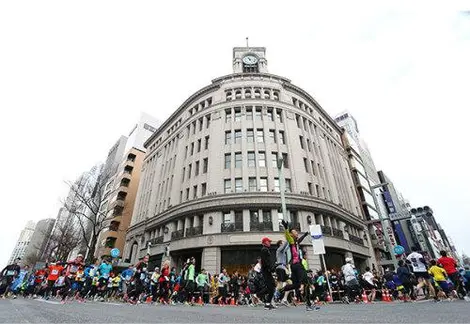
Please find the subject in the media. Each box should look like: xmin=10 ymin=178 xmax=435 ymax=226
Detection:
xmin=125 ymin=47 xmax=372 ymax=274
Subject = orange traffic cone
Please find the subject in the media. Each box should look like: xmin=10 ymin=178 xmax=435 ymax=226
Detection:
xmin=230 ymin=297 xmax=235 ymax=306
xmin=197 ymin=296 xmax=203 ymax=305
xmin=385 ymin=290 xmax=392 ymax=302
xmin=219 ymin=297 xmax=224 ymax=306
xmin=381 ymin=289 xmax=387 ymax=302
xmin=326 ymin=292 xmax=332 ymax=303
xmin=146 ymin=296 xmax=152 ymax=303
xmin=362 ymin=291 xmax=369 ymax=303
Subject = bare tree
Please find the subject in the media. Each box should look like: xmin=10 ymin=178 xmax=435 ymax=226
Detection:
xmin=462 ymin=253 xmax=470 ymax=266
xmin=63 ymin=165 xmax=115 ymax=263
xmin=44 ymin=211 xmax=82 ymax=262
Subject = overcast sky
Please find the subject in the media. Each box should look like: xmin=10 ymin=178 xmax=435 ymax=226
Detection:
xmin=1 ymin=1 xmax=469 ymax=268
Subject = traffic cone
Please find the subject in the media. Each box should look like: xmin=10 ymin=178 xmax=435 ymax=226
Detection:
xmin=385 ymin=290 xmax=392 ymax=302
xmin=230 ymin=297 xmax=235 ymax=306
xmin=197 ymin=296 xmax=203 ymax=305
xmin=381 ymin=289 xmax=387 ymax=302
xmin=146 ymin=296 xmax=152 ymax=303
xmin=362 ymin=291 xmax=369 ymax=303
xmin=326 ymin=292 xmax=332 ymax=303
xmin=219 ymin=297 xmax=224 ymax=306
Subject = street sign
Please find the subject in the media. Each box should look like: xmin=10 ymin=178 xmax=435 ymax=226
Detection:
xmin=394 ymin=245 xmax=405 ymax=255
xmin=110 ymin=248 xmax=120 ymax=258
xmin=309 ymin=224 xmax=325 ymax=255
xmin=389 ymin=211 xmax=411 ymax=221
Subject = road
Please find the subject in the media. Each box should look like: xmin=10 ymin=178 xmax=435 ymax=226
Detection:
xmin=1 ymin=298 xmax=469 ymax=323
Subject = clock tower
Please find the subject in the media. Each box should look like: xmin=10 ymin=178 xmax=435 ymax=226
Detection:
xmin=233 ymin=46 xmax=268 ymax=74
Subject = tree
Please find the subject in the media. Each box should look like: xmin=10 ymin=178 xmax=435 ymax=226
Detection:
xmin=63 ymin=164 xmax=114 ymax=263
xmin=462 ymin=253 xmax=470 ymax=266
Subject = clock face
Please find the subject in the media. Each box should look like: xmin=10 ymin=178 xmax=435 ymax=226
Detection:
xmin=243 ymin=55 xmax=258 ymax=65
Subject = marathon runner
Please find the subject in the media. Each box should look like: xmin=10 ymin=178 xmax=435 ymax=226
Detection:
xmin=0 ymin=258 xmax=21 ymax=298
xmin=406 ymin=246 xmax=435 ymax=299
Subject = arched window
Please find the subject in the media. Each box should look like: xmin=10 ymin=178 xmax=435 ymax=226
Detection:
xmin=264 ymin=90 xmax=271 ymax=99
xmin=245 ymin=89 xmax=252 ymax=99
xmin=254 ymin=89 xmax=261 ymax=98
xmin=273 ymin=91 xmax=279 ymax=101
xmin=226 ymin=91 xmax=232 ymax=101
xmin=235 ymin=90 xmax=242 ymax=99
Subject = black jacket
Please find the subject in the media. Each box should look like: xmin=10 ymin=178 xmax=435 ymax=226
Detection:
xmin=260 ymin=246 xmax=273 ymax=273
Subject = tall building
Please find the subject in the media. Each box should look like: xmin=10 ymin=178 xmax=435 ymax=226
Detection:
xmin=23 ymin=218 xmax=55 ymax=264
xmin=8 ymin=221 xmax=35 ymax=265
xmin=95 ymin=113 xmax=160 ymax=259
xmin=335 ymin=112 xmax=402 ymax=270
xmin=125 ymin=46 xmax=371 ymax=274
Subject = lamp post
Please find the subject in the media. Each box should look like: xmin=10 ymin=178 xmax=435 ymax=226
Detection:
xmin=370 ymin=183 xmax=398 ymax=270
xmin=277 ymin=157 xmax=287 ymax=222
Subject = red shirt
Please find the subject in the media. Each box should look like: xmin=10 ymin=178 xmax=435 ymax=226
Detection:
xmin=35 ymin=269 xmax=46 ymax=284
xmin=438 ymin=256 xmax=457 ymax=275
xmin=47 ymin=264 xmax=64 ymax=281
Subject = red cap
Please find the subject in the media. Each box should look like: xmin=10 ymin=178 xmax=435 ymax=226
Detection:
xmin=261 ymin=237 xmax=272 ymax=245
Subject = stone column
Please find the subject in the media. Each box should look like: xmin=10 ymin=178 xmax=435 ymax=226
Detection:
xmin=202 ymin=247 xmax=220 ymax=276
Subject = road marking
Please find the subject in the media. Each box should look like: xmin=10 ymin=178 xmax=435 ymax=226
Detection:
xmin=34 ymin=299 xmax=62 ymax=305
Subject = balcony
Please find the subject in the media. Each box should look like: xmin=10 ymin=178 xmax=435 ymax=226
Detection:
xmin=250 ymin=221 xmax=273 ymax=231
xmin=221 ymin=222 xmax=243 ymax=233
xmin=148 ymin=236 xmax=164 ymax=246
xmin=171 ymin=229 xmax=185 ymax=240
xmin=186 ymin=226 xmax=203 ymax=237
xmin=332 ymin=228 xmax=344 ymax=239
xmin=349 ymin=234 xmax=364 ymax=245
xmin=321 ymin=225 xmax=332 ymax=236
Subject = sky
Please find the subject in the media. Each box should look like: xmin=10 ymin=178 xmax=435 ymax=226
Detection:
xmin=1 ymin=1 xmax=469 ymax=268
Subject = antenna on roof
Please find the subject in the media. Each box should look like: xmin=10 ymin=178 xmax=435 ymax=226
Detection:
xmin=246 ymin=37 xmax=249 ymax=48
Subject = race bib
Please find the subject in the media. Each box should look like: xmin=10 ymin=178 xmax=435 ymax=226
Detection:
xmin=51 ymin=269 xmax=59 ymax=275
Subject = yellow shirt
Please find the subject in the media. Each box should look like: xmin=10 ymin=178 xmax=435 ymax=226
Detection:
xmin=112 ymin=276 xmax=121 ymax=287
xmin=428 ymin=265 xmax=447 ymax=282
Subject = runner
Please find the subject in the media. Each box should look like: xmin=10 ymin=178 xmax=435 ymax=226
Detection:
xmin=260 ymin=236 xmax=275 ymax=310
xmin=278 ymin=220 xmax=318 ymax=311
xmin=438 ymin=250 xmax=465 ymax=298
xmin=362 ymin=267 xmax=376 ymax=303
xmin=128 ymin=254 xmax=149 ymax=304
xmin=274 ymin=239 xmax=289 ymax=306
xmin=158 ymin=260 xmax=171 ymax=304
xmin=120 ymin=264 xmax=134 ymax=300
xmin=396 ymin=260 xmax=413 ymax=301
xmin=406 ymin=246 xmax=435 ymax=299
xmin=0 ymin=258 xmax=21 ymax=298
xmin=341 ymin=257 xmax=360 ymax=303
xmin=97 ymin=257 xmax=113 ymax=301
xmin=428 ymin=259 xmax=452 ymax=300
xmin=185 ymin=257 xmax=196 ymax=304
xmin=196 ymin=268 xmax=209 ymax=304
xmin=45 ymin=259 xmax=63 ymax=300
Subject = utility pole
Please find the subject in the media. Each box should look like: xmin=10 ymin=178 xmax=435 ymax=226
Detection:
xmin=370 ymin=183 xmax=398 ymax=270
xmin=277 ymin=157 xmax=288 ymax=222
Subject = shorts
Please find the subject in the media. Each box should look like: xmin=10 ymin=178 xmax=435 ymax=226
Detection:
xmin=98 ymin=278 xmax=108 ymax=288
xmin=363 ymin=282 xmax=376 ymax=290
xmin=414 ymin=272 xmax=430 ymax=280
xmin=436 ymin=281 xmax=450 ymax=293
xmin=275 ymin=268 xmax=287 ymax=282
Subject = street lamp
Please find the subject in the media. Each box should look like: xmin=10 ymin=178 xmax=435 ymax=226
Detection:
xmin=277 ymin=157 xmax=287 ymax=222
xmin=370 ymin=183 xmax=398 ymax=270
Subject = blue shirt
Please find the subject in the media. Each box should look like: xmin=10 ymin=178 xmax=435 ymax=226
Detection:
xmin=98 ymin=263 xmax=113 ymax=279
xmin=121 ymin=269 xmax=134 ymax=281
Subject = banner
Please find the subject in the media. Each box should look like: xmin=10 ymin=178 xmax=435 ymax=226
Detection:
xmin=310 ymin=224 xmax=325 ymax=255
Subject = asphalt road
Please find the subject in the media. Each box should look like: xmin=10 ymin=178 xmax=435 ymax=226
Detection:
xmin=1 ymin=298 xmax=469 ymax=323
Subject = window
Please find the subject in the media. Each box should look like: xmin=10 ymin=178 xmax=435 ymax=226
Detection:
xmin=246 ymin=107 xmax=253 ymax=120
xmin=257 ymin=129 xmax=264 ymax=143
xmin=234 ymin=130 xmax=242 ymax=144
xmin=273 ymin=91 xmax=279 ymax=101
xmin=260 ymin=178 xmax=268 ymax=192
xmin=182 ymin=167 xmax=185 ymax=182
xmin=190 ymin=142 xmax=194 ymax=155
xmin=307 ymin=138 xmax=311 ymax=152
xmin=247 ymin=129 xmax=254 ymax=143
xmin=201 ymin=183 xmax=207 ymax=196
xmin=247 ymin=152 xmax=255 ymax=167
xmin=195 ymin=161 xmax=200 ymax=176
xmin=203 ymin=158 xmax=208 ymax=173
xmin=225 ymin=131 xmax=231 ymax=145
xmin=225 ymin=109 xmax=232 ymax=122
xmin=274 ymin=178 xmax=280 ymax=192
xmin=269 ymin=130 xmax=276 ymax=143
xmin=224 ymin=154 xmax=231 ymax=169
xmin=188 ymin=164 xmax=192 ymax=178
xmin=279 ymin=131 xmax=286 ymax=144
xmin=204 ymin=136 xmax=209 ymax=150
xmin=250 ymin=210 xmax=259 ymax=223
xmin=271 ymin=152 xmax=278 ymax=168
xmin=316 ymin=184 xmax=320 ymax=198
xmin=245 ymin=89 xmax=252 ymax=98
xmin=235 ymin=152 xmax=242 ymax=168
xmin=267 ymin=108 xmax=274 ymax=121
xmin=234 ymin=108 xmax=241 ymax=122
xmin=311 ymin=161 xmax=316 ymax=175
xmin=282 ymin=153 xmax=289 ymax=168
xmin=299 ymin=136 xmax=305 ymax=149
xmin=263 ymin=210 xmax=272 ymax=223
xmin=206 ymin=115 xmax=211 ymax=128
xmin=186 ymin=188 xmax=190 ymax=200
xmin=276 ymin=109 xmax=283 ymax=123
xmin=249 ymin=177 xmax=257 ymax=191
xmin=285 ymin=179 xmax=292 ymax=192
xmin=264 ymin=90 xmax=270 ymax=99
xmin=296 ymin=115 xmax=301 ymax=128
xmin=197 ymin=139 xmax=201 ymax=153
xmin=254 ymin=89 xmax=261 ymax=98
xmin=193 ymin=185 xmax=198 ymax=199
xmin=308 ymin=182 xmax=313 ymax=195
xmin=303 ymin=158 xmax=309 ymax=172
xmin=226 ymin=91 xmax=232 ymax=101
xmin=255 ymin=107 xmax=262 ymax=121
xmin=258 ymin=151 xmax=266 ymax=167
xmin=223 ymin=211 xmax=231 ymax=223
xmin=180 ymin=191 xmax=183 ymax=203
xmin=235 ymin=90 xmax=242 ymax=99
xmin=184 ymin=146 xmax=188 ymax=159
xmin=235 ymin=178 xmax=243 ymax=192
xmin=192 ymin=121 xmax=196 ymax=134
xmin=199 ymin=118 xmax=203 ymax=131
xmin=224 ymin=179 xmax=231 ymax=193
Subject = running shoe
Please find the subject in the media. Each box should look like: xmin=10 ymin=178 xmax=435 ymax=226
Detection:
xmin=280 ymin=300 xmax=290 ymax=307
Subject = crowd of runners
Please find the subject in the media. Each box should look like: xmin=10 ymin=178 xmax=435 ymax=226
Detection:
xmin=1 ymin=221 xmax=469 ymax=310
